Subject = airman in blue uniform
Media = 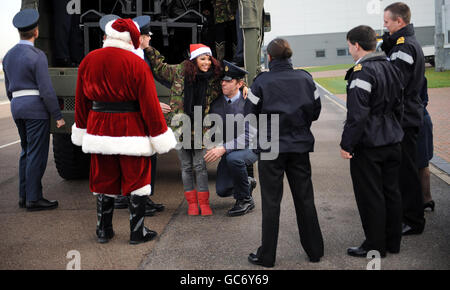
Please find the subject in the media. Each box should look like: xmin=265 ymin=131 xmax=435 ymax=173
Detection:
xmin=3 ymin=9 xmax=65 ymax=211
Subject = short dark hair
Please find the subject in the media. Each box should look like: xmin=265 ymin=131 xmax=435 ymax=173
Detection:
xmin=385 ymin=2 xmax=411 ymax=24
xmin=19 ymin=27 xmax=37 ymax=40
xmin=346 ymin=25 xmax=377 ymax=51
xmin=267 ymin=38 xmax=293 ymax=60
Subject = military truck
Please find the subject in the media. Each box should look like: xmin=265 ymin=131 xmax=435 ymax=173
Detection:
xmin=22 ymin=0 xmax=269 ymax=179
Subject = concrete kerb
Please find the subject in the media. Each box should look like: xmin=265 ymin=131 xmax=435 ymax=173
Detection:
xmin=314 ymin=81 xmax=450 ymax=184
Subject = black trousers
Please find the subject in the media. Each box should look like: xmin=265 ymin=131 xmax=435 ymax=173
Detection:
xmin=150 ymin=154 xmax=157 ymax=194
xmin=257 ymin=153 xmax=324 ymax=265
xmin=399 ymin=128 xmax=425 ymax=231
xmin=350 ymin=144 xmax=403 ymax=254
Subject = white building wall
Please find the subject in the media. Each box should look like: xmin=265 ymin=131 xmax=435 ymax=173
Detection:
xmin=264 ymin=0 xmax=435 ymax=44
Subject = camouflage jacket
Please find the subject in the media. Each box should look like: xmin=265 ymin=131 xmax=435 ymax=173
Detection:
xmin=214 ymin=0 xmax=238 ymax=24
xmin=143 ymin=46 xmax=222 ymax=146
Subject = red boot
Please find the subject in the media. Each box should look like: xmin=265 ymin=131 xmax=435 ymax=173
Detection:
xmin=184 ymin=190 xmax=199 ymax=216
xmin=197 ymin=191 xmax=213 ymax=216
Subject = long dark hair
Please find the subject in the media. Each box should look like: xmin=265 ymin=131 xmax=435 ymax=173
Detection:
xmin=184 ymin=54 xmax=222 ymax=83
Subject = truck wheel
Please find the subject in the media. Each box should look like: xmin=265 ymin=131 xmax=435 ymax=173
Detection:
xmin=52 ymin=133 xmax=90 ymax=180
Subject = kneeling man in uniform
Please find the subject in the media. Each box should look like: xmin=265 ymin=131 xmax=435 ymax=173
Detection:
xmin=204 ymin=61 xmax=258 ymax=217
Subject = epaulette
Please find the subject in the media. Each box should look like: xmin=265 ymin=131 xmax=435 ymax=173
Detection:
xmin=396 ymin=37 xmax=405 ymax=45
xmin=353 ymin=63 xmax=363 ymax=72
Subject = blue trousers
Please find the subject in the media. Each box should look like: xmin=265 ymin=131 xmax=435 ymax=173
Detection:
xmin=216 ymin=149 xmax=258 ymax=200
xmin=15 ymin=119 xmax=50 ymax=202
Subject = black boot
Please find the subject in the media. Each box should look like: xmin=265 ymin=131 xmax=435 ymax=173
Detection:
xmin=96 ymin=195 xmax=115 ymax=243
xmin=114 ymin=195 xmax=129 ymax=209
xmin=128 ymin=195 xmax=157 ymax=245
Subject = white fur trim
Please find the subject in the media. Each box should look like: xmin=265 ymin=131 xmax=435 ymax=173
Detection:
xmin=190 ymin=46 xmax=212 ymax=60
xmin=103 ymin=38 xmax=134 ymax=52
xmin=150 ymin=128 xmax=177 ymax=154
xmin=81 ymin=133 xmax=155 ymax=156
xmin=105 ymin=20 xmax=131 ymax=42
xmin=130 ymin=184 xmax=151 ymax=196
xmin=71 ymin=124 xmax=87 ymax=146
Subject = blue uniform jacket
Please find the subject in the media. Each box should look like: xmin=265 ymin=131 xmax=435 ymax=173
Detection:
xmin=2 ymin=41 xmax=62 ymax=120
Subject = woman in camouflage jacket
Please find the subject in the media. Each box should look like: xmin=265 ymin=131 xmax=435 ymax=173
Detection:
xmin=143 ymin=44 xmax=222 ymax=216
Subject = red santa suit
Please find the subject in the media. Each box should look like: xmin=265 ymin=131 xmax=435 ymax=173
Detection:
xmin=71 ymin=18 xmax=176 ymax=197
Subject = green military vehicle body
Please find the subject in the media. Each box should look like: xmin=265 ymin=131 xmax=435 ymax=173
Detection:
xmin=22 ymin=0 xmax=269 ymax=179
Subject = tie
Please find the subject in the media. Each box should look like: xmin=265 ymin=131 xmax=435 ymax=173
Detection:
xmin=228 ymin=99 xmax=232 ymax=104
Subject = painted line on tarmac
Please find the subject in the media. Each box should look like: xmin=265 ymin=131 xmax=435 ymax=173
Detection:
xmin=315 ymin=81 xmax=347 ymax=111
xmin=0 ymin=140 xmax=20 ymax=149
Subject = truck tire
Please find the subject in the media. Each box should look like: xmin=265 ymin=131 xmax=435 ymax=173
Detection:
xmin=52 ymin=133 xmax=90 ymax=180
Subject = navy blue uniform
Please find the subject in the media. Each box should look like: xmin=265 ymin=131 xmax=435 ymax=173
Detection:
xmin=209 ymin=92 xmax=258 ymax=200
xmin=250 ymin=58 xmax=324 ymax=265
xmin=341 ymin=52 xmax=405 ymax=255
xmin=382 ymin=24 xmax=426 ymax=233
xmin=3 ymin=40 xmax=62 ymax=203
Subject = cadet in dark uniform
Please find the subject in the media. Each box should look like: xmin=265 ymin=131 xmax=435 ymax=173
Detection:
xmin=3 ymin=9 xmax=65 ymax=211
xmin=204 ymin=60 xmax=258 ymax=217
xmin=381 ymin=2 xmax=426 ymax=235
xmin=247 ymin=39 xmax=324 ymax=267
xmin=341 ymin=26 xmax=404 ymax=258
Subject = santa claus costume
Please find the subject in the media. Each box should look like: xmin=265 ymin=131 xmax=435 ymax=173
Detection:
xmin=71 ymin=18 xmax=176 ymax=244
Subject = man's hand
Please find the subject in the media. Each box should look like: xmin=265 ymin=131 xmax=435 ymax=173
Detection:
xmin=56 ymin=118 xmax=65 ymax=128
xmin=204 ymin=146 xmax=226 ymax=163
xmin=160 ymin=102 xmax=171 ymax=114
xmin=340 ymin=149 xmax=353 ymax=159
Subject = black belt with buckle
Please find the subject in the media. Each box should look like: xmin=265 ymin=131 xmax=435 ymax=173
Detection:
xmin=92 ymin=101 xmax=140 ymax=113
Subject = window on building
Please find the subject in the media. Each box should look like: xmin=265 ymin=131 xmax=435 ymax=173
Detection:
xmin=337 ymin=48 xmax=349 ymax=56
xmin=316 ymin=50 xmax=326 ymax=58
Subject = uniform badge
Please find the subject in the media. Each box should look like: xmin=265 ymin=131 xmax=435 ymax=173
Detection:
xmin=353 ymin=64 xmax=362 ymax=72
xmin=225 ymin=65 xmax=229 ymax=72
xmin=396 ymin=37 xmax=405 ymax=45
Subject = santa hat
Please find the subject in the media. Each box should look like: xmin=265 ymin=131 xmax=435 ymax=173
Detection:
xmin=189 ymin=44 xmax=212 ymax=60
xmin=105 ymin=18 xmax=140 ymax=49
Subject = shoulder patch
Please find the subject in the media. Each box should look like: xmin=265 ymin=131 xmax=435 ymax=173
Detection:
xmin=353 ymin=64 xmax=362 ymax=72
xmin=396 ymin=37 xmax=405 ymax=45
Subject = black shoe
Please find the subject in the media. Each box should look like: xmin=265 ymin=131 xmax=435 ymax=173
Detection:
xmin=248 ymin=253 xmax=274 ymax=268
xmin=114 ymin=195 xmax=129 ymax=209
xmin=129 ymin=195 xmax=158 ymax=245
xmin=96 ymin=195 xmax=115 ymax=244
xmin=248 ymin=177 xmax=257 ymax=196
xmin=309 ymin=256 xmax=321 ymax=263
xmin=347 ymin=246 xmax=386 ymax=258
xmin=402 ymin=223 xmax=423 ymax=236
xmin=26 ymin=198 xmax=58 ymax=211
xmin=423 ymin=200 xmax=435 ymax=212
xmin=228 ymin=197 xmax=255 ymax=217
xmin=19 ymin=197 xmax=26 ymax=208
xmin=146 ymin=198 xmax=165 ymax=212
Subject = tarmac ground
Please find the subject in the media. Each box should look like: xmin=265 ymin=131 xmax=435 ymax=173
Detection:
xmin=0 ymin=90 xmax=448 ymax=270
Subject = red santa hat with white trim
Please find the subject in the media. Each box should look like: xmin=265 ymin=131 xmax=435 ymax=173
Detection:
xmin=189 ymin=43 xmax=212 ymax=60
xmin=105 ymin=18 xmax=141 ymax=49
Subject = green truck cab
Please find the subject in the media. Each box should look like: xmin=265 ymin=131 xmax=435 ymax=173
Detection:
xmin=22 ymin=0 xmax=269 ymax=179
